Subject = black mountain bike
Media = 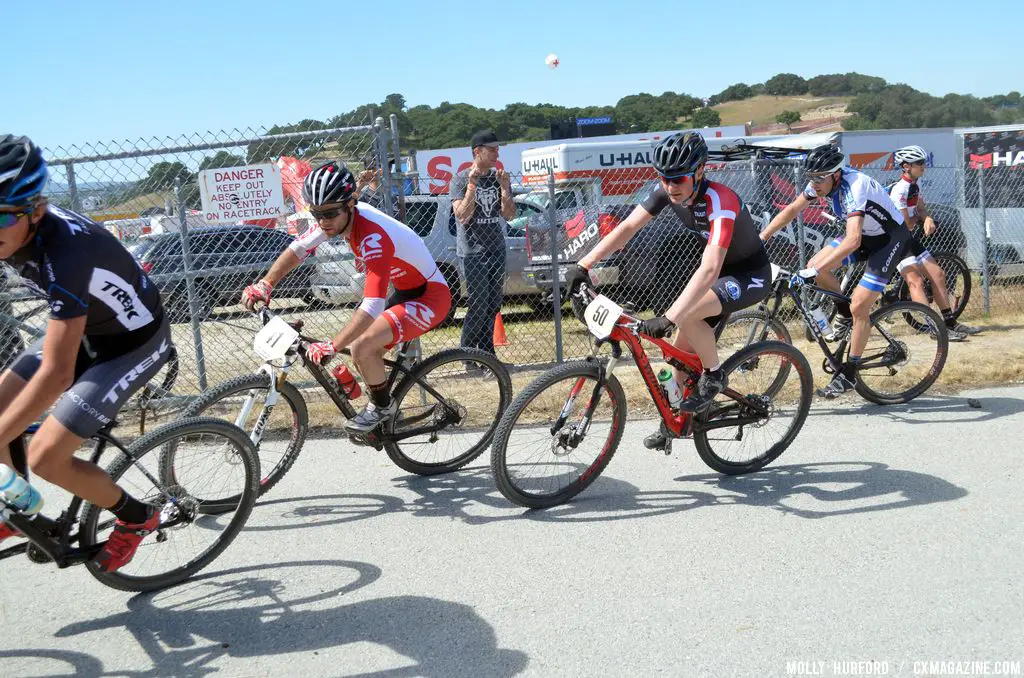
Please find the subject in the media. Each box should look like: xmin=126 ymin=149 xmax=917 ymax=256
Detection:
xmin=170 ymin=308 xmax=512 ymax=503
xmin=1 ymin=417 xmax=259 ymax=592
xmin=718 ymin=266 xmax=949 ymax=405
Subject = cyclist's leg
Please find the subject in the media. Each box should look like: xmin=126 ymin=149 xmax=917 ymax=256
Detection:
xmin=348 ymin=283 xmax=452 ymax=431
xmin=918 ymin=252 xmax=977 ymax=335
xmin=0 ymin=369 xmax=28 ymax=472
xmin=897 ymin=236 xmax=929 ymax=305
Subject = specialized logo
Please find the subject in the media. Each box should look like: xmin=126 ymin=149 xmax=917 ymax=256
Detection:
xmin=359 ymin=233 xmax=384 ymax=261
xmin=102 ymin=338 xmax=172 ymax=404
xmin=724 ymin=280 xmax=742 ymax=301
xmin=404 ymin=301 xmax=436 ymax=328
xmin=90 ymin=268 xmax=154 ymax=330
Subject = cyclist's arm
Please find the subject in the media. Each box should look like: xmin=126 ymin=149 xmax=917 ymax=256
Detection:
xmin=917 ymin=196 xmax=937 ymax=235
xmin=760 ymin=194 xmax=812 ymax=242
xmin=665 ymin=245 xmax=727 ymax=325
xmin=577 ymin=204 xmax=654 ymax=270
xmin=450 ymin=173 xmax=477 ymax=225
xmin=812 ymin=215 xmax=863 ymax=273
xmin=329 ymin=230 xmax=395 ymax=352
xmin=0 ymin=315 xmax=86 ymax=447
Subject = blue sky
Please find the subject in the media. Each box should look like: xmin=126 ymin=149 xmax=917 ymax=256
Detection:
xmin=11 ymin=0 xmax=1022 ymax=149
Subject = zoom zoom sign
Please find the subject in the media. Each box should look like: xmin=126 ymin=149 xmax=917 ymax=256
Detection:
xmin=199 ymin=163 xmax=286 ymax=224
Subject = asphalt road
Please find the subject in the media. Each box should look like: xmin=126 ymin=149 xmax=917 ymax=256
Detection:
xmin=2 ymin=385 xmax=1023 ymax=677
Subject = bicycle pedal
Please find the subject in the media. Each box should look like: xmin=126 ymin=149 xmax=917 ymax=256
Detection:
xmin=26 ymin=543 xmax=52 ymax=564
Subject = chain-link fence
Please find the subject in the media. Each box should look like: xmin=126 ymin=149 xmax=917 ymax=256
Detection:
xmin=4 ymin=125 xmax=1024 ymax=430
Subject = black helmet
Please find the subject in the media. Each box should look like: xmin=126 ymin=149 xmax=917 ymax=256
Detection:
xmin=803 ymin=145 xmax=845 ymax=175
xmin=303 ymin=161 xmax=357 ymax=207
xmin=0 ymin=135 xmax=49 ymax=207
xmin=653 ymin=132 xmax=708 ymax=177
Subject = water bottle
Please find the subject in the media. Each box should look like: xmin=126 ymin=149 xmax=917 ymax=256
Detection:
xmin=657 ymin=368 xmax=683 ymax=409
xmin=809 ymin=305 xmax=835 ymax=340
xmin=331 ymin=364 xmax=362 ymax=399
xmin=0 ymin=464 xmax=44 ymax=515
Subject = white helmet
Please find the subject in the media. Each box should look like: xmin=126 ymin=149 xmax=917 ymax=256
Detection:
xmin=894 ymin=145 xmax=928 ymax=167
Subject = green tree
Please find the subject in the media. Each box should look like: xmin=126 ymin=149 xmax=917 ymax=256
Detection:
xmin=198 ymin=151 xmax=246 ymax=172
xmin=142 ymin=161 xmax=192 ymax=192
xmin=691 ymin=107 xmax=721 ymax=128
xmin=711 ymin=83 xmax=754 ymax=105
xmin=775 ymin=110 xmax=801 ymax=130
xmin=765 ymin=73 xmax=808 ymax=96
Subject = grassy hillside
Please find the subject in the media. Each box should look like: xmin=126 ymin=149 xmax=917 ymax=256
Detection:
xmin=713 ymin=95 xmax=853 ymax=127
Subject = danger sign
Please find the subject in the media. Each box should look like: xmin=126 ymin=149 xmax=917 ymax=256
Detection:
xmin=199 ymin=163 xmax=286 ymax=224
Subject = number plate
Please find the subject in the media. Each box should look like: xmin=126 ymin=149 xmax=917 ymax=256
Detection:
xmin=253 ymin=316 xmax=299 ymax=361
xmin=584 ymin=294 xmax=623 ymax=340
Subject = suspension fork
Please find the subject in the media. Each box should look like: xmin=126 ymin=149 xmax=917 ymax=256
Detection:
xmin=240 ymin=362 xmax=286 ymax=445
xmin=554 ymin=343 xmax=622 ymax=447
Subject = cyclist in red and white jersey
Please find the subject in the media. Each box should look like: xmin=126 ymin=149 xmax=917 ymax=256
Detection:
xmin=242 ymin=162 xmax=451 ymax=433
xmin=889 ymin=145 xmax=978 ymax=338
xmin=566 ymin=132 xmax=772 ymax=446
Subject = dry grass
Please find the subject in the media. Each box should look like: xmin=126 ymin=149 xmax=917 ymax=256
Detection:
xmin=711 ymin=95 xmax=853 ymax=128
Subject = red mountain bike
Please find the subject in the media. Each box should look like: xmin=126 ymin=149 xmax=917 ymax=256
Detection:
xmin=489 ymin=283 xmax=813 ymax=508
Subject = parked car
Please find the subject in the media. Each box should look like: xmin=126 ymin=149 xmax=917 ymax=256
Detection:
xmin=129 ymin=225 xmax=317 ymax=322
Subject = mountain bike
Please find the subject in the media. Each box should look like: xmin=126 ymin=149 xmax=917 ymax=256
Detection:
xmin=1 ymin=417 xmax=259 ymax=592
xmin=718 ymin=265 xmax=949 ymax=405
xmin=489 ymin=282 xmax=813 ymax=509
xmin=169 ymin=307 xmax=511 ymax=503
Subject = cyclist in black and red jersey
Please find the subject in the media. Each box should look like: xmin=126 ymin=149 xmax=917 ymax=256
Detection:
xmin=566 ymin=131 xmax=772 ymax=446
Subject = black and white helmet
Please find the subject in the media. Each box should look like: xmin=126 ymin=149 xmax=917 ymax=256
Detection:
xmin=803 ymin=145 xmax=845 ymax=175
xmin=894 ymin=145 xmax=928 ymax=167
xmin=303 ymin=161 xmax=357 ymax=207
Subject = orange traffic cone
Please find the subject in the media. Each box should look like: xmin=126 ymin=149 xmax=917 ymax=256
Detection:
xmin=493 ymin=312 xmax=508 ymax=347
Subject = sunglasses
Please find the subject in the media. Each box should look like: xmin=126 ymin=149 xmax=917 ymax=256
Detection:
xmin=659 ymin=172 xmax=696 ymax=186
xmin=807 ymin=173 xmax=834 ymax=185
xmin=0 ymin=208 xmax=32 ymax=229
xmin=310 ymin=207 xmax=344 ymax=221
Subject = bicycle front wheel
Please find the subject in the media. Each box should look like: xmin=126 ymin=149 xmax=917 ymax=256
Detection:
xmin=81 ymin=417 xmax=260 ymax=592
xmin=490 ymin=360 xmax=626 ymax=508
xmin=694 ymin=341 xmax=813 ymax=475
xmin=171 ymin=372 xmax=309 ymax=500
xmin=385 ymin=348 xmax=511 ymax=475
xmin=855 ymin=300 xmax=948 ymax=405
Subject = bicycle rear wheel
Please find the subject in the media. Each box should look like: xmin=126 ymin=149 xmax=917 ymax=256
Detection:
xmin=490 ymin=359 xmax=626 ymax=508
xmin=694 ymin=341 xmax=812 ymax=475
xmin=897 ymin=251 xmax=972 ymax=320
xmin=854 ymin=300 xmax=948 ymax=405
xmin=80 ymin=417 xmax=259 ymax=592
xmin=170 ymin=372 xmax=309 ymax=501
xmin=385 ymin=348 xmax=511 ymax=476
xmin=717 ymin=309 xmax=794 ymax=398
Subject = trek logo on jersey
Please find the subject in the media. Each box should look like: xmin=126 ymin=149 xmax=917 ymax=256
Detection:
xmin=90 ymin=268 xmax=154 ymax=330
xmin=359 ymin=233 xmax=384 ymax=261
xmin=102 ymin=338 xmax=172 ymax=404
xmin=404 ymin=301 xmax=436 ymax=328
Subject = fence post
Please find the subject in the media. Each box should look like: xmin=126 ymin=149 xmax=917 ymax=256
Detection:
xmin=389 ymin=113 xmax=406 ymax=223
xmin=175 ymin=179 xmax=208 ymax=391
xmin=792 ymin=164 xmax=807 ymax=268
xmin=373 ymin=117 xmax=395 ymax=216
xmin=977 ymin=164 xmax=991 ymax=315
xmin=66 ymin=162 xmax=81 ymax=212
xmin=548 ymin=167 xmax=563 ymax=364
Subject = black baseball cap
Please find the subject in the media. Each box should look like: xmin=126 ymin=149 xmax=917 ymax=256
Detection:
xmin=471 ymin=130 xmax=500 ymax=149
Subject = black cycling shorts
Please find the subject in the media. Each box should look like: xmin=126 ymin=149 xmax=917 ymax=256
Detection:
xmin=706 ymin=262 xmax=773 ymax=327
xmin=8 ymin=319 xmax=174 ymax=438
xmin=829 ymin=230 xmax=910 ymax=293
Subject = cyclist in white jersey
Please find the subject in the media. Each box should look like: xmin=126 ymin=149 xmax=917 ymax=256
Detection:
xmin=242 ymin=162 xmax=450 ymax=433
xmin=889 ymin=145 xmax=979 ymax=338
xmin=761 ymin=146 xmax=911 ymax=398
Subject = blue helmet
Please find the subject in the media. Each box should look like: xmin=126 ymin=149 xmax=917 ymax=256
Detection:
xmin=0 ymin=135 xmax=49 ymax=207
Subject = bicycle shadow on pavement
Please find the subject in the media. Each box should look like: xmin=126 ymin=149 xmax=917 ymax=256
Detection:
xmin=245 ymin=492 xmax=407 ymax=531
xmin=810 ymin=394 xmax=1023 ymax=425
xmin=674 ymin=461 xmax=968 ymax=519
xmin=49 ymin=559 xmax=529 ymax=678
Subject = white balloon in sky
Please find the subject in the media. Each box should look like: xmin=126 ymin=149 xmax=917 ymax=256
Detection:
xmin=545 ymin=53 xmax=560 ymax=69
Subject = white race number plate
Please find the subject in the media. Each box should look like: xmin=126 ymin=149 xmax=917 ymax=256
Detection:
xmin=584 ymin=294 xmax=623 ymax=340
xmin=253 ymin=316 xmax=300 ymax=361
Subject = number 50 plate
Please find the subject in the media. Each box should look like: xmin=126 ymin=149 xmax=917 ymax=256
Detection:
xmin=584 ymin=294 xmax=622 ymax=340
xmin=253 ymin=316 xmax=299 ymax=361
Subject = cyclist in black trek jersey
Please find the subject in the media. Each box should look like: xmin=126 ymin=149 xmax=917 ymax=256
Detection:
xmin=889 ymin=145 xmax=978 ymax=338
xmin=761 ymin=145 xmax=912 ymax=398
xmin=0 ymin=135 xmax=173 ymax=572
xmin=566 ymin=132 xmax=772 ymax=449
